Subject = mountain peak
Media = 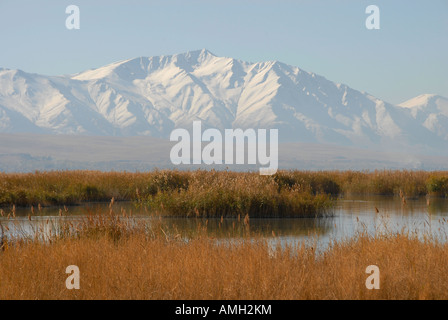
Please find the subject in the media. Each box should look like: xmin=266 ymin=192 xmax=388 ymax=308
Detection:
xmin=1 ymin=50 xmax=447 ymax=154
xmin=193 ymin=48 xmax=216 ymax=56
xmin=178 ymin=48 xmax=217 ymax=64
xmin=72 ymin=49 xmax=219 ymax=81
xmin=399 ymin=94 xmax=447 ymax=108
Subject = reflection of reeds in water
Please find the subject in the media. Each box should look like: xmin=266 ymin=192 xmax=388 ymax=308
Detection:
xmin=0 ymin=222 xmax=5 ymax=252
xmin=399 ymin=189 xmax=407 ymax=206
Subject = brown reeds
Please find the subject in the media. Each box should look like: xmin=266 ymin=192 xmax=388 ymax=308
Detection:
xmin=146 ymin=170 xmax=334 ymax=218
xmin=1 ymin=169 xmax=448 ymax=217
xmin=0 ymin=212 xmax=447 ymax=300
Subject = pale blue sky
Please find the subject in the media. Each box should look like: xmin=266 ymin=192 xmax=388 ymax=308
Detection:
xmin=0 ymin=0 xmax=447 ymax=104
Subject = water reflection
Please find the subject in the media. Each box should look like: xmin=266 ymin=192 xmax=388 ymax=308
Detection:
xmin=1 ymin=195 xmax=448 ymax=245
xmin=159 ymin=217 xmax=333 ymax=239
xmin=337 ymin=195 xmax=448 ymax=217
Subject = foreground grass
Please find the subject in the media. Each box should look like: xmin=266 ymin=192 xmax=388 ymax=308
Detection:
xmin=0 ymin=212 xmax=447 ymax=300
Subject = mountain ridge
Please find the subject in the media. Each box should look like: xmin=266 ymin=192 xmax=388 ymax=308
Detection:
xmin=0 ymin=49 xmax=447 ymax=155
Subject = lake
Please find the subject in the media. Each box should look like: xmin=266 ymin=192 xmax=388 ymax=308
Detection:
xmin=2 ymin=195 xmax=448 ymax=250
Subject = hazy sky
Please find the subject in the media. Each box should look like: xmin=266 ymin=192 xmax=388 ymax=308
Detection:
xmin=0 ymin=0 xmax=447 ymax=104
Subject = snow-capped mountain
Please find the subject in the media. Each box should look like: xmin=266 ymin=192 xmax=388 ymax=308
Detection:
xmin=399 ymin=94 xmax=448 ymax=141
xmin=0 ymin=49 xmax=446 ymax=154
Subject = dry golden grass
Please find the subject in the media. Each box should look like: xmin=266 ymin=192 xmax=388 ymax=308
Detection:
xmin=0 ymin=170 xmax=152 ymax=206
xmin=1 ymin=170 xmax=447 ymax=209
xmin=1 ymin=170 xmax=448 ymax=299
xmin=1 ymin=213 xmax=447 ymax=300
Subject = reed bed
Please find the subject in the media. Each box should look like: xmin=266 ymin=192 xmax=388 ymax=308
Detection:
xmin=1 ymin=169 xmax=448 ymax=217
xmin=146 ymin=170 xmax=333 ymax=218
xmin=0 ymin=171 xmax=152 ymax=206
xmin=1 ymin=211 xmax=448 ymax=300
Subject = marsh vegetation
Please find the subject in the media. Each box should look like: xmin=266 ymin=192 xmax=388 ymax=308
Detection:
xmin=1 ymin=209 xmax=448 ymax=300
xmin=1 ymin=170 xmax=447 ymax=218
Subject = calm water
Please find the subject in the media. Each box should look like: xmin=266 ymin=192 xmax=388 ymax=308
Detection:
xmin=2 ymin=195 xmax=448 ymax=249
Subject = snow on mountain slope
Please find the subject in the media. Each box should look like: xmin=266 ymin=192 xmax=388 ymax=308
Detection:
xmin=0 ymin=49 xmax=447 ymax=154
xmin=398 ymin=94 xmax=448 ymax=140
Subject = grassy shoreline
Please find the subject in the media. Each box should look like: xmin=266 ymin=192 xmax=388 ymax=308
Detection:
xmin=1 ymin=169 xmax=448 ymax=217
